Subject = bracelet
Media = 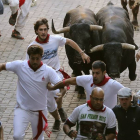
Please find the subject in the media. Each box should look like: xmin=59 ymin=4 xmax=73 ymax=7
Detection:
xmin=67 ymin=130 xmax=74 ymax=138
xmin=79 ymin=51 xmax=84 ymax=55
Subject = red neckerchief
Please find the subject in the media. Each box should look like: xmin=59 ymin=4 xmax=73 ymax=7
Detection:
xmin=35 ymin=34 xmax=50 ymax=44
xmin=19 ymin=0 xmax=25 ymax=7
xmin=91 ymin=75 xmax=111 ymax=87
xmin=28 ymin=60 xmax=43 ymax=71
xmin=87 ymin=100 xmax=106 ymax=112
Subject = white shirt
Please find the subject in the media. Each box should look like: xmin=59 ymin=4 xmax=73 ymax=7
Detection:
xmin=76 ymin=75 xmax=124 ymax=109
xmin=6 ymin=60 xmax=61 ymax=111
xmin=68 ymin=103 xmax=116 ymax=140
xmin=26 ymin=35 xmax=66 ymax=71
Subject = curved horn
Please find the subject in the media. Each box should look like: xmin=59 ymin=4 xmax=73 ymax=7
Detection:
xmin=90 ymin=44 xmax=104 ymax=53
xmin=90 ymin=25 xmax=103 ymax=31
xmin=52 ymin=19 xmax=70 ymax=34
xmin=121 ymin=43 xmax=135 ymax=50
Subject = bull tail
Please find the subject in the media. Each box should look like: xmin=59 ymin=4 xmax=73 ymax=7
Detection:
xmin=107 ymin=1 xmax=114 ymax=6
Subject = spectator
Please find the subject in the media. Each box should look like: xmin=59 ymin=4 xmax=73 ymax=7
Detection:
xmin=113 ymin=87 xmax=140 ymax=140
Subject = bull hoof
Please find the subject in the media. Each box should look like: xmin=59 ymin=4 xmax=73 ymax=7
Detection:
xmin=129 ymin=74 xmax=137 ymax=81
xmin=132 ymin=21 xmax=139 ymax=31
xmin=133 ymin=25 xmax=139 ymax=31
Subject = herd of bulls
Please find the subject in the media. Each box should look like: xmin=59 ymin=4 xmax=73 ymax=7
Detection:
xmin=52 ymin=1 xmax=139 ymax=96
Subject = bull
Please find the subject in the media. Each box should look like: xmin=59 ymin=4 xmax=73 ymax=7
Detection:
xmin=90 ymin=2 xmax=138 ymax=81
xmin=52 ymin=6 xmax=102 ymax=98
xmin=121 ymin=0 xmax=140 ymax=30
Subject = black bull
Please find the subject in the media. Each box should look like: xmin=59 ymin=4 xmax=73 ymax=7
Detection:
xmin=52 ymin=6 xmax=102 ymax=96
xmin=90 ymin=2 xmax=138 ymax=81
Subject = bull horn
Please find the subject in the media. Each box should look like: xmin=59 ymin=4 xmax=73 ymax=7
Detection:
xmin=121 ymin=43 xmax=135 ymax=50
xmin=90 ymin=25 xmax=103 ymax=31
xmin=52 ymin=19 xmax=70 ymax=34
xmin=90 ymin=44 xmax=104 ymax=53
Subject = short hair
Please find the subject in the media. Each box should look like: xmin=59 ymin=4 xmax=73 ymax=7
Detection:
xmin=27 ymin=44 xmax=44 ymax=57
xmin=92 ymin=60 xmax=106 ymax=72
xmin=34 ymin=18 xmax=49 ymax=35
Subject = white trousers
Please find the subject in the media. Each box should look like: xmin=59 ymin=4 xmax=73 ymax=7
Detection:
xmin=8 ymin=0 xmax=32 ymax=33
xmin=47 ymin=71 xmax=63 ymax=112
xmin=13 ymin=107 xmax=47 ymax=140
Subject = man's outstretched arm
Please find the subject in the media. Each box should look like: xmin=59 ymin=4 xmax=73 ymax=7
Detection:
xmin=47 ymin=77 xmax=77 ymax=90
xmin=66 ymin=38 xmax=90 ymax=64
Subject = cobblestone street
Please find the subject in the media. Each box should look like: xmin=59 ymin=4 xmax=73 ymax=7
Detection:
xmin=0 ymin=0 xmax=140 ymax=139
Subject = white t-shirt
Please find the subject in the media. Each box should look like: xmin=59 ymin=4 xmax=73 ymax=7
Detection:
xmin=6 ymin=60 xmax=61 ymax=111
xmin=76 ymin=75 xmax=124 ymax=109
xmin=26 ymin=35 xmax=66 ymax=71
xmin=68 ymin=103 xmax=116 ymax=140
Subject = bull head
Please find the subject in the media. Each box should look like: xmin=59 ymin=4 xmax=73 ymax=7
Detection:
xmin=90 ymin=43 xmax=135 ymax=53
xmin=52 ymin=19 xmax=103 ymax=34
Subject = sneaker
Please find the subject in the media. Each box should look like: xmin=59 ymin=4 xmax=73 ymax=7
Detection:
xmin=58 ymin=108 xmax=67 ymax=122
xmin=52 ymin=120 xmax=61 ymax=132
xmin=9 ymin=11 xmax=18 ymax=26
xmin=11 ymin=30 xmax=24 ymax=40
xmin=31 ymin=0 xmax=37 ymax=7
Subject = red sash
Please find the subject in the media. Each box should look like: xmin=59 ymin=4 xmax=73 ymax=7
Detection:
xmin=19 ymin=0 xmax=25 ymax=7
xmin=33 ymin=111 xmax=51 ymax=140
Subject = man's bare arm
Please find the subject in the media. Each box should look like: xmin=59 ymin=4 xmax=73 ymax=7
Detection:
xmin=63 ymin=124 xmax=77 ymax=139
xmin=66 ymin=38 xmax=90 ymax=64
xmin=136 ymin=48 xmax=140 ymax=62
xmin=0 ymin=63 xmax=6 ymax=72
xmin=47 ymin=77 xmax=77 ymax=90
